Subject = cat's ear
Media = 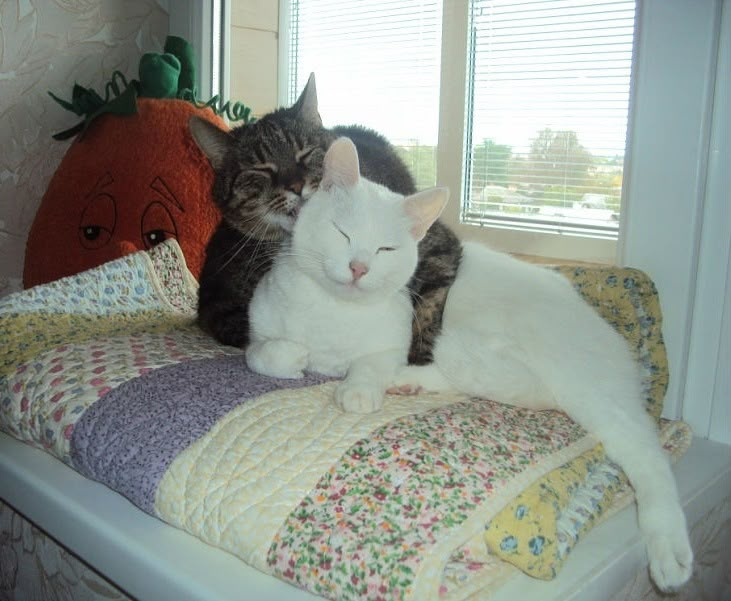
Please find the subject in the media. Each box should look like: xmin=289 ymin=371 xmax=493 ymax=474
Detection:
xmin=404 ymin=187 xmax=449 ymax=240
xmin=291 ymin=72 xmax=322 ymax=127
xmin=189 ymin=116 xmax=231 ymax=170
xmin=322 ymin=137 xmax=360 ymax=191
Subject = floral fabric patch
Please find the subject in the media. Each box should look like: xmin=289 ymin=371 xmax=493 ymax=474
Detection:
xmin=267 ymin=399 xmax=590 ymax=600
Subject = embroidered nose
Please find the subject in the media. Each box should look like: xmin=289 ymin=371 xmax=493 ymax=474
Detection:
xmin=117 ymin=240 xmax=140 ymax=257
xmin=349 ymin=261 xmax=369 ymax=281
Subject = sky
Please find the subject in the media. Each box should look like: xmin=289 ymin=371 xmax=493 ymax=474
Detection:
xmin=289 ymin=0 xmax=635 ymax=158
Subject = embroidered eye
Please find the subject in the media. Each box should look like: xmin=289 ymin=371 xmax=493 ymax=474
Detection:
xmin=332 ymin=221 xmax=350 ymax=242
xmin=378 ymin=246 xmax=397 ymax=253
xmin=141 ymin=201 xmax=178 ymax=250
xmin=81 ymin=226 xmax=109 ymax=243
xmin=79 ymin=193 xmax=116 ymax=250
xmin=143 ymin=230 xmax=170 ymax=246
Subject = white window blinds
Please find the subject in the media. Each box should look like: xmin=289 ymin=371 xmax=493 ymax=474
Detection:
xmin=463 ymin=0 xmax=636 ymax=238
xmin=287 ymin=0 xmax=442 ymax=189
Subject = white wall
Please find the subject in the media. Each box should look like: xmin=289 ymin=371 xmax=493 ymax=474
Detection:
xmin=621 ymin=0 xmax=729 ymax=442
xmin=680 ymin=0 xmax=730 ymax=444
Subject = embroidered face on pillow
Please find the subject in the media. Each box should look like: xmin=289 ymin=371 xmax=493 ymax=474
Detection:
xmin=23 ymin=98 xmax=226 ymax=288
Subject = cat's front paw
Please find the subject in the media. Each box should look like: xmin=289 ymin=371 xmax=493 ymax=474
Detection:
xmin=388 ymin=366 xmax=422 ymax=395
xmin=336 ymin=382 xmax=384 ymax=414
xmin=386 ymin=383 xmax=422 ymax=396
xmin=246 ymin=339 xmax=308 ymax=379
xmin=647 ymin=531 xmax=693 ymax=592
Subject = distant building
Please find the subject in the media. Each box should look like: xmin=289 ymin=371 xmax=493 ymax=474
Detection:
xmin=575 ymin=193 xmax=610 ymax=209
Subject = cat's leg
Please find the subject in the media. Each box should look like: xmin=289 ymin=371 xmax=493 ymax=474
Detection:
xmin=337 ymin=350 xmax=404 ymax=414
xmin=558 ymin=393 xmax=693 ymax=591
xmin=387 ymin=364 xmax=456 ymax=395
xmin=245 ymin=339 xmax=309 ymax=379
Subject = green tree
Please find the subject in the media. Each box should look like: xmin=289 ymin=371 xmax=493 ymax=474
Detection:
xmin=470 ymin=139 xmax=513 ymax=191
xmin=394 ymin=142 xmax=437 ymax=189
xmin=528 ymin=128 xmax=593 ymax=206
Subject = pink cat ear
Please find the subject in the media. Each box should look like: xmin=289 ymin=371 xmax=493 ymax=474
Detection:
xmin=404 ymin=187 xmax=449 ymax=240
xmin=322 ymin=137 xmax=360 ymax=190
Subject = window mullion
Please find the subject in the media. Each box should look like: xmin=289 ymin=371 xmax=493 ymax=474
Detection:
xmin=436 ymin=0 xmax=470 ymax=231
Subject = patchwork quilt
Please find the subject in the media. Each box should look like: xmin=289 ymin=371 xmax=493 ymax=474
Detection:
xmin=0 ymin=240 xmax=691 ymax=600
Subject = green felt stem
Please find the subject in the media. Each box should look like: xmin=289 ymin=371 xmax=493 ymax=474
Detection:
xmin=165 ymin=36 xmax=197 ymax=95
xmin=49 ymin=36 xmax=254 ymax=140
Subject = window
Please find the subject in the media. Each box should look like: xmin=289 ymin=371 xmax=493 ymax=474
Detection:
xmin=188 ymin=0 xmax=727 ymax=433
xmin=285 ymin=0 xmax=443 ymax=190
xmin=463 ymin=0 xmax=635 ymax=239
xmin=283 ymin=0 xmax=635 ymax=252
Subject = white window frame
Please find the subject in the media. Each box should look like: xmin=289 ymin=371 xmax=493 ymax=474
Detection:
xmin=180 ymin=0 xmax=729 ymax=443
xmin=437 ymin=0 xmax=728 ymax=433
xmin=619 ymin=0 xmax=727 ymax=436
xmin=168 ymin=0 xmax=227 ymax=101
xmin=437 ymin=0 xmax=622 ymax=264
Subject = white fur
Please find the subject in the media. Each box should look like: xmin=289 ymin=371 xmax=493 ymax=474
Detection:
xmin=390 ymin=243 xmax=693 ymax=591
xmin=249 ymin=136 xmax=692 ymax=591
xmin=247 ymin=138 xmax=447 ymax=413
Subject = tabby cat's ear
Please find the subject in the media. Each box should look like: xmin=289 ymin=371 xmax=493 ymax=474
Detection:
xmin=322 ymin=137 xmax=360 ymax=191
xmin=404 ymin=187 xmax=449 ymax=241
xmin=189 ymin=116 xmax=231 ymax=170
xmin=292 ymin=72 xmax=322 ymax=126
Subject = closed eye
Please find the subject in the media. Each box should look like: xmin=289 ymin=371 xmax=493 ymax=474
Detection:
xmin=250 ymin=163 xmax=277 ymax=177
xmin=332 ymin=221 xmax=350 ymax=242
xmin=378 ymin=246 xmax=397 ymax=253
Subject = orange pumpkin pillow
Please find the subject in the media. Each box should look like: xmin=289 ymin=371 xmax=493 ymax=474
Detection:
xmin=23 ymin=36 xmax=250 ymax=288
xmin=24 ymin=98 xmax=225 ymax=287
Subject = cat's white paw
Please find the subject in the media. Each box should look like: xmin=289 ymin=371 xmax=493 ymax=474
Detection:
xmin=336 ymin=382 xmax=384 ymax=414
xmin=386 ymin=383 xmax=422 ymax=396
xmin=246 ymin=339 xmax=308 ymax=379
xmin=388 ymin=366 xmax=422 ymax=395
xmin=647 ymin=531 xmax=693 ymax=592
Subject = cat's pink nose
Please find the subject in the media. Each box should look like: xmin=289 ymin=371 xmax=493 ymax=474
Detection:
xmin=349 ymin=261 xmax=369 ymax=281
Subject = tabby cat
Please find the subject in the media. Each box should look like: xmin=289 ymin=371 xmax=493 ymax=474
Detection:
xmin=190 ymin=74 xmax=460 ymax=361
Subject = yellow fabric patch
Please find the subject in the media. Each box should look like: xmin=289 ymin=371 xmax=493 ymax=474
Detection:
xmin=553 ymin=265 xmax=669 ymax=419
xmin=485 ymin=444 xmax=624 ymax=579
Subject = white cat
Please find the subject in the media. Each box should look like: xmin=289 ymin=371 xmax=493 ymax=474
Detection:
xmin=388 ymin=219 xmax=694 ymax=589
xmin=246 ymin=137 xmax=448 ymax=413
xmin=248 ymin=136 xmax=693 ymax=592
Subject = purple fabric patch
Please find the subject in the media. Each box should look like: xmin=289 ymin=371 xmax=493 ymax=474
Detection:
xmin=70 ymin=354 xmax=331 ymax=514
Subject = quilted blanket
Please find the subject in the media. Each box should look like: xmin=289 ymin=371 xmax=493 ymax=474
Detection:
xmin=0 ymin=241 xmax=691 ymax=600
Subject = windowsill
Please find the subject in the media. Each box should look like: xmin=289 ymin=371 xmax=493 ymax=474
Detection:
xmin=437 ymin=209 xmax=619 ymax=264
xmin=1 ymin=432 xmax=728 ymax=601
xmin=511 ymin=254 xmax=606 ymax=267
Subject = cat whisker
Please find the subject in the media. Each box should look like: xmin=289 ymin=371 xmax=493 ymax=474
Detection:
xmin=212 ymin=218 xmax=278 ymax=276
xmin=274 ymin=248 xmax=324 ymax=265
xmin=215 ymin=214 xmax=276 ymax=262
xmin=213 ymin=241 xmax=250 ymax=275
xmin=238 ymin=222 xmax=276 ymax=277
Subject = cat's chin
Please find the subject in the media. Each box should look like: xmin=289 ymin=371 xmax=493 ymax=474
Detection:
xmin=324 ymin=279 xmax=379 ymax=304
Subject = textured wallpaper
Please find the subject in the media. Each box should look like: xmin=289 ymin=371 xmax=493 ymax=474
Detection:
xmin=0 ymin=0 xmax=169 ymax=296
